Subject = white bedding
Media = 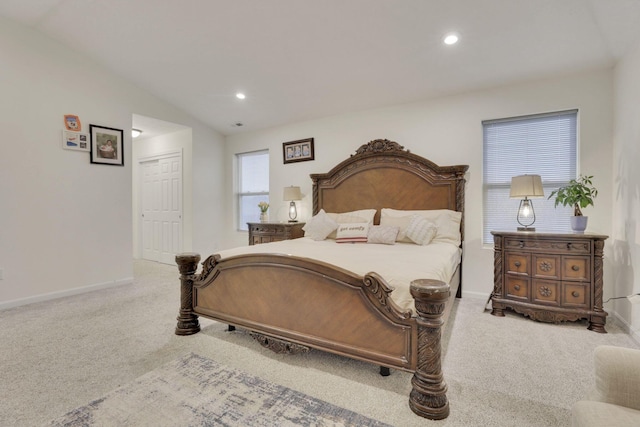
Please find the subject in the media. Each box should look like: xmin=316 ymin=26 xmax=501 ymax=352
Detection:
xmin=217 ymin=237 xmax=461 ymax=313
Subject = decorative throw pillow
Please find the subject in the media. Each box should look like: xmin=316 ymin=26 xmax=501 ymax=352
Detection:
xmin=326 ymin=209 xmax=376 ymax=239
xmin=405 ymin=215 xmax=437 ymax=245
xmin=380 ymin=208 xmax=462 ymax=246
xmin=302 ymin=209 xmax=338 ymax=241
xmin=367 ymin=226 xmax=399 ymax=245
xmin=378 ymin=215 xmax=412 ymax=242
xmin=335 ymin=222 xmax=370 ymax=243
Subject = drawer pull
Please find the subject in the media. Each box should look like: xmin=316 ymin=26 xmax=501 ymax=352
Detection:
xmin=519 ymin=241 xmax=525 ymax=248
xmin=572 ymin=265 xmax=580 ymax=271
xmin=514 ymin=261 xmax=521 ymax=267
xmin=572 ymin=291 xmax=580 ymax=297
xmin=567 ymin=243 xmax=572 ymax=250
xmin=514 ymin=285 xmax=521 ymax=291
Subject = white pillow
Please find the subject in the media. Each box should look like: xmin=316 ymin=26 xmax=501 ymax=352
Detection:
xmin=380 ymin=208 xmax=462 ymax=246
xmin=405 ymin=215 xmax=437 ymax=245
xmin=302 ymin=209 xmax=338 ymax=241
xmin=336 ymin=222 xmax=369 ymax=243
xmin=326 ymin=209 xmax=376 ymax=239
xmin=367 ymin=225 xmax=399 ymax=245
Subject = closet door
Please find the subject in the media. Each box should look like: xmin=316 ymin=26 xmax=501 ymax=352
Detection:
xmin=141 ymin=154 xmax=182 ymax=264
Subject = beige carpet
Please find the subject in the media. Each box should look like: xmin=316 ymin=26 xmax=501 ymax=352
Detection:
xmin=0 ymin=260 xmax=638 ymax=426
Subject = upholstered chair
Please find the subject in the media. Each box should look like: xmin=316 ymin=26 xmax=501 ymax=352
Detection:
xmin=571 ymin=345 xmax=640 ymax=426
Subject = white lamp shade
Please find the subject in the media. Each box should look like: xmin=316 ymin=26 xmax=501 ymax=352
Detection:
xmin=283 ymin=186 xmax=302 ymax=201
xmin=510 ymin=175 xmax=544 ymax=199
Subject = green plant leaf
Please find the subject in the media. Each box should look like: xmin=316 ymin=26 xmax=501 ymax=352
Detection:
xmin=547 ymin=174 xmax=597 ymax=216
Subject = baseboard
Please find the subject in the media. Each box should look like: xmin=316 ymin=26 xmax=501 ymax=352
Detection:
xmin=461 ymin=290 xmax=490 ymax=300
xmin=0 ymin=277 xmax=133 ymax=310
xmin=610 ymin=310 xmax=640 ymax=345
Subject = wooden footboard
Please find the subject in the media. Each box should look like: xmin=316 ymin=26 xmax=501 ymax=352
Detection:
xmin=176 ymin=252 xmax=451 ymax=420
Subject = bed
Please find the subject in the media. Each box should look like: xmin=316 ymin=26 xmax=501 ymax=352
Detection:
xmin=175 ymin=139 xmax=468 ymax=419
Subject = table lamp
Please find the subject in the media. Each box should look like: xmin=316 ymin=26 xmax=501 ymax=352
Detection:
xmin=283 ymin=186 xmax=302 ymax=222
xmin=510 ymin=174 xmax=544 ymax=231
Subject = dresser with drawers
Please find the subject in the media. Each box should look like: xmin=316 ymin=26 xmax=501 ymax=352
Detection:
xmin=490 ymin=231 xmax=608 ymax=333
xmin=247 ymin=222 xmax=305 ymax=245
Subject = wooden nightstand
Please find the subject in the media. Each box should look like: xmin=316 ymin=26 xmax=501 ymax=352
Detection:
xmin=247 ymin=222 xmax=305 ymax=245
xmin=490 ymin=231 xmax=608 ymax=333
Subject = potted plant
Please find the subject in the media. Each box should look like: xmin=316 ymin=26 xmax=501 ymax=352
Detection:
xmin=548 ymin=175 xmax=598 ymax=232
xmin=258 ymin=201 xmax=269 ymax=222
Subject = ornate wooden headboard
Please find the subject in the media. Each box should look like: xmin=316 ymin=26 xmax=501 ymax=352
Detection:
xmin=310 ymin=139 xmax=469 ymax=240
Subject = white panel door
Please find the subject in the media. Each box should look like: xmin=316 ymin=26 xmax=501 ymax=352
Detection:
xmin=141 ymin=155 xmax=182 ymax=264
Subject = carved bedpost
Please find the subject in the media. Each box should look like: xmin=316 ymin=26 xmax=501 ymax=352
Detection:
xmin=175 ymin=252 xmax=201 ymax=336
xmin=409 ymin=279 xmax=450 ymax=420
xmin=455 ymin=170 xmax=466 ymax=242
xmin=454 ymin=170 xmax=467 ymax=299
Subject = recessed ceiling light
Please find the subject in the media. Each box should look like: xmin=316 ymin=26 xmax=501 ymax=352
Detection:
xmin=443 ymin=33 xmax=459 ymax=45
xmin=236 ymin=93 xmax=246 ymax=99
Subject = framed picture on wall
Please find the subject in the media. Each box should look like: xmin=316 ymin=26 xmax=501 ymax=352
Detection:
xmin=283 ymin=138 xmax=314 ymax=164
xmin=62 ymin=130 xmax=90 ymax=152
xmin=90 ymin=124 xmax=124 ymax=166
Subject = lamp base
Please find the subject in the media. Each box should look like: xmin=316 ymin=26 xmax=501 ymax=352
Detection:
xmin=517 ymin=227 xmax=535 ymax=232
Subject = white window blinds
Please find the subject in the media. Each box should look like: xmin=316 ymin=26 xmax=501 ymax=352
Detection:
xmin=482 ymin=110 xmax=577 ymax=244
xmin=237 ymin=150 xmax=269 ymax=231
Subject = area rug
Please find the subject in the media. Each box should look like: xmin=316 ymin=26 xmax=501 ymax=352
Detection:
xmin=46 ymin=353 xmax=391 ymax=427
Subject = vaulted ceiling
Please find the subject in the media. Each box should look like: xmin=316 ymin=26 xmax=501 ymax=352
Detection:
xmin=3 ymin=0 xmax=640 ymax=136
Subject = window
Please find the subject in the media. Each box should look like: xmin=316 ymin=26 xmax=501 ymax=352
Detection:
xmin=483 ymin=110 xmax=577 ymax=244
xmin=237 ymin=150 xmax=269 ymax=231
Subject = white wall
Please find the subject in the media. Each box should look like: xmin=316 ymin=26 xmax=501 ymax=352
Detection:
xmin=612 ymin=39 xmax=640 ymax=339
xmin=0 ymin=17 xmax=224 ymax=307
xmin=224 ymin=69 xmax=614 ymax=300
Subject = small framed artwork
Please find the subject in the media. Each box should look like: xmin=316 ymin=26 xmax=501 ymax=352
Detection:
xmin=64 ymin=114 xmax=82 ymax=131
xmin=283 ymin=138 xmax=314 ymax=164
xmin=62 ymin=130 xmax=90 ymax=152
xmin=90 ymin=124 xmax=124 ymax=166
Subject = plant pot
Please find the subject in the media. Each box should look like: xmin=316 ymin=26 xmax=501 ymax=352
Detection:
xmin=260 ymin=212 xmax=269 ymax=222
xmin=570 ymin=216 xmax=588 ymax=233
